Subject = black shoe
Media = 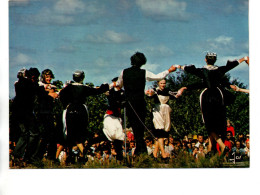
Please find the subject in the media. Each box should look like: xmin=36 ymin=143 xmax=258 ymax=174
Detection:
xmin=161 ymin=157 xmax=169 ymax=163
xmin=116 ymin=154 xmax=123 ymax=161
xmin=78 ymin=156 xmax=87 ymax=164
xmin=152 ymin=156 xmax=158 ymax=162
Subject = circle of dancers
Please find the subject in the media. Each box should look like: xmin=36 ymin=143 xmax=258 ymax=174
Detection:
xmin=9 ymin=52 xmax=249 ymax=167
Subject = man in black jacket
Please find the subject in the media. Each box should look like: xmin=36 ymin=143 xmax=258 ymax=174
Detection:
xmin=12 ymin=68 xmax=49 ymax=164
xmin=113 ymin=52 xmax=177 ymax=155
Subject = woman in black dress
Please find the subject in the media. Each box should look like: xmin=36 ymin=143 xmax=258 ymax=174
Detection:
xmin=59 ymin=70 xmax=109 ymax=159
xmin=176 ymin=53 xmax=249 ymax=154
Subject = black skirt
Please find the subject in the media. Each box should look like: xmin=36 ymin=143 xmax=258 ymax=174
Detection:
xmin=152 ymin=129 xmax=169 ymax=139
xmin=65 ymin=104 xmax=89 ymax=144
xmin=200 ymin=87 xmax=226 ymax=136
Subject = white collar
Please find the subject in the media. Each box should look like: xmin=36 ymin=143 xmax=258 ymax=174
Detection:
xmin=72 ymin=82 xmax=83 ymax=86
xmin=203 ymin=65 xmax=219 ymax=70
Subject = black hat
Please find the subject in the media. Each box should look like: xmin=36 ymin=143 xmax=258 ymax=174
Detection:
xmin=28 ymin=68 xmax=40 ymax=78
xmin=111 ymin=77 xmax=118 ymax=82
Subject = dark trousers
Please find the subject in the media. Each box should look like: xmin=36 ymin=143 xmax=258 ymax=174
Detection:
xmin=114 ymin=140 xmax=123 ymax=160
xmin=126 ymin=100 xmax=147 ymax=155
xmin=13 ymin=113 xmax=39 ymax=161
xmin=34 ymin=113 xmax=57 ymax=160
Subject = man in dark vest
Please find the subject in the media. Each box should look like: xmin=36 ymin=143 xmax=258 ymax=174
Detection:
xmin=112 ymin=52 xmax=177 ymax=155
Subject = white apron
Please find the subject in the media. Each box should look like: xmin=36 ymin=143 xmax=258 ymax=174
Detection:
xmin=152 ymin=95 xmax=172 ymax=132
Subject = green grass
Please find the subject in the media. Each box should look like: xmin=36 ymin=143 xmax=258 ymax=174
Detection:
xmin=10 ymin=152 xmax=249 ymax=169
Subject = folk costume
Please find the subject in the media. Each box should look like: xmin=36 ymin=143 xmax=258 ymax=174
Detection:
xmin=182 ymin=59 xmax=240 ymax=137
xmin=12 ymin=68 xmax=49 ymax=162
xmin=36 ymin=73 xmax=58 ymax=160
xmin=115 ymin=52 xmax=175 ymax=155
xmin=103 ymin=81 xmax=126 ymax=160
xmin=103 ymin=88 xmax=125 ymax=142
xmin=150 ymin=87 xmax=176 ymax=138
xmin=59 ymin=71 xmax=109 ymax=147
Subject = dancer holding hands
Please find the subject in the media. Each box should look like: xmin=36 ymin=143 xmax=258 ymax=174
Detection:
xmin=145 ymin=79 xmax=176 ymax=159
xmin=175 ymin=53 xmax=249 ymax=154
xmin=111 ymin=52 xmax=178 ymax=155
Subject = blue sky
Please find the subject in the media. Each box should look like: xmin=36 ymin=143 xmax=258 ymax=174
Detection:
xmin=9 ymin=0 xmax=249 ymax=98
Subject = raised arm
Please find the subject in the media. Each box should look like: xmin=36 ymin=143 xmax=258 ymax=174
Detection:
xmin=88 ymin=83 xmax=109 ymax=95
xmin=176 ymin=64 xmax=204 ymax=78
xmin=146 ymin=65 xmax=177 ymax=81
xmin=219 ymin=56 xmax=249 ymax=73
xmin=230 ymin=85 xmax=249 ymax=94
xmin=238 ymin=56 xmax=249 ymax=65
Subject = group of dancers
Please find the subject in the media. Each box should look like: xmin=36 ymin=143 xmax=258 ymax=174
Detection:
xmin=10 ymin=51 xmax=249 ymax=166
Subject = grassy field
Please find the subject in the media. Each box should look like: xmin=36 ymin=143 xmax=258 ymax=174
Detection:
xmin=10 ymin=152 xmax=249 ymax=169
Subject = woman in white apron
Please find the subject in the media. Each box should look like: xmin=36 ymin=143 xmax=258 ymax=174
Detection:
xmin=146 ymin=79 xmax=176 ymax=159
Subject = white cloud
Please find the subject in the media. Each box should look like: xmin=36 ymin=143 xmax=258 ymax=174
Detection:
xmin=214 ymin=36 xmax=233 ymax=44
xmin=106 ymin=31 xmax=135 ymax=43
xmin=95 ymin=58 xmax=109 ymax=67
xmin=223 ymin=0 xmax=248 ymax=14
xmin=21 ymin=7 xmax=75 ymax=25
xmin=121 ymin=45 xmax=173 ymax=59
xmin=135 ymin=0 xmax=188 ymax=21
xmin=86 ymin=30 xmax=136 ymax=44
xmin=191 ymin=35 xmax=248 ymax=57
xmin=143 ymin=63 xmax=160 ymax=72
xmin=54 ymin=0 xmax=85 ymax=14
xmin=207 ymin=35 xmax=234 ymax=50
xmin=84 ymin=1 xmax=106 ymax=14
xmin=145 ymin=45 xmax=174 ymax=56
xmin=14 ymin=1 xmax=105 ymax=25
xmin=11 ymin=53 xmax=36 ymax=66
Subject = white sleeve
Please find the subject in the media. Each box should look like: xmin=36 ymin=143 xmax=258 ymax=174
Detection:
xmin=146 ymin=70 xmax=169 ymax=81
xmin=116 ymin=70 xmax=124 ymax=88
